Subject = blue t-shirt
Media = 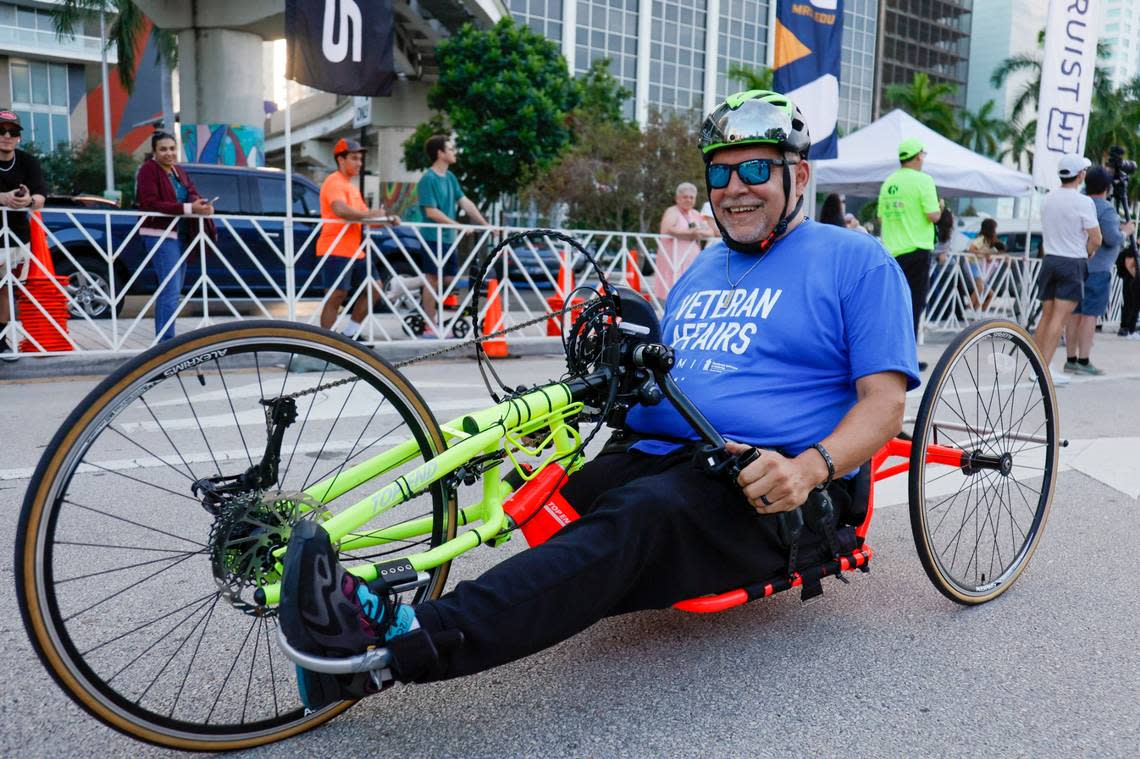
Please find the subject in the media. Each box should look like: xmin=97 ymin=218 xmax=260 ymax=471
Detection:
xmin=626 ymin=220 xmax=920 ymax=458
xmin=1090 ymin=197 xmax=1123 ymax=274
xmin=417 ymin=169 xmax=464 ymax=245
xmin=167 ymin=172 xmax=189 ymax=204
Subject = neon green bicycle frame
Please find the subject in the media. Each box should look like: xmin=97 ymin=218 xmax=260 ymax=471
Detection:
xmin=258 ymin=381 xmax=585 ymax=606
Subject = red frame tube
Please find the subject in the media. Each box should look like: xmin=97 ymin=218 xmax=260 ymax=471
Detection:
xmin=506 ymin=436 xmax=966 ymax=615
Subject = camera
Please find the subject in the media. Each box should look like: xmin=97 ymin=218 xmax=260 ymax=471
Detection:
xmin=1107 ymin=145 xmax=1136 ymax=179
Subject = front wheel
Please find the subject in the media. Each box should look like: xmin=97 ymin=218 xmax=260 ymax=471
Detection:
xmin=16 ymin=321 xmax=456 ymax=750
xmin=909 ymin=319 xmax=1058 ymax=604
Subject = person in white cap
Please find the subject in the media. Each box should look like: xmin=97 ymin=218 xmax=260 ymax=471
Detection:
xmin=1034 ymin=153 xmax=1101 ymax=386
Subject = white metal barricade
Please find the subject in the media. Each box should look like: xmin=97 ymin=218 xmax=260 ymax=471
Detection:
xmin=0 ymin=206 xmax=1126 ymax=359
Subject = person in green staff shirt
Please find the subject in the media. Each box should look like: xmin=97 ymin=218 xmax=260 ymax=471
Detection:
xmin=877 ymin=138 xmax=941 ymax=371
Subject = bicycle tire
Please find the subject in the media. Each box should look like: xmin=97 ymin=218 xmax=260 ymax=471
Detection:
xmin=16 ymin=321 xmax=457 ymax=751
xmin=909 ymin=319 xmax=1058 ymax=604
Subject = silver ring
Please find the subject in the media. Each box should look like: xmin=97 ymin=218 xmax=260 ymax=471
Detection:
xmin=760 ymin=495 xmax=772 ymax=506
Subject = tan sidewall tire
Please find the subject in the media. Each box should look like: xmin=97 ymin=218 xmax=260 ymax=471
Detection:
xmin=17 ymin=321 xmax=455 ymax=750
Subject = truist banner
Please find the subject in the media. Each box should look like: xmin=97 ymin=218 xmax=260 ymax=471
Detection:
xmin=772 ymin=0 xmax=844 ymax=160
xmin=1033 ymin=0 xmax=1101 ymax=188
xmin=285 ymin=0 xmax=396 ymax=97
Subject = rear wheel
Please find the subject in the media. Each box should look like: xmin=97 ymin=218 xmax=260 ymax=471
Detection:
xmin=16 ymin=321 xmax=456 ymax=750
xmin=909 ymin=319 xmax=1058 ymax=604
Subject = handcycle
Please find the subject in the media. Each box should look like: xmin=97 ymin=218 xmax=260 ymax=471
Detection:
xmin=15 ymin=231 xmax=1060 ymax=751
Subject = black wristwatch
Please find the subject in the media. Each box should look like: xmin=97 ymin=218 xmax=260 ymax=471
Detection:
xmin=810 ymin=443 xmax=835 ymax=491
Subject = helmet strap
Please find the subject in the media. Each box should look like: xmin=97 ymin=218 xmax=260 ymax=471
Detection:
xmin=713 ymin=162 xmax=804 ymax=255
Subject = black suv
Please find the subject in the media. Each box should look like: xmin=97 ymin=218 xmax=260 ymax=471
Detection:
xmin=41 ymin=164 xmax=349 ymax=318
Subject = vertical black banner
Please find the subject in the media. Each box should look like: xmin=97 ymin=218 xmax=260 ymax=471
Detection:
xmin=286 ymin=0 xmax=396 ymax=96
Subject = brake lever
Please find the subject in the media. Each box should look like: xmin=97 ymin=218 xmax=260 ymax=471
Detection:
xmin=727 ymin=446 xmax=804 ymax=550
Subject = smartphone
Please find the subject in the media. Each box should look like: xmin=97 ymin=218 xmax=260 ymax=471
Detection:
xmin=13 ymin=185 xmax=27 ymax=198
xmin=208 ymin=196 xmax=220 ymax=204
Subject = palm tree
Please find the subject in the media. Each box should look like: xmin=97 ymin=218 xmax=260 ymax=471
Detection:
xmin=1085 ymin=75 xmax=1140 ymax=166
xmin=884 ymin=72 xmax=959 ymax=137
xmin=51 ymin=1 xmax=176 ymax=93
xmin=726 ymin=63 xmax=774 ymax=92
xmin=999 ymin=118 xmax=1035 ymax=172
xmin=988 ymin=50 xmax=1042 ymax=130
xmin=958 ymin=99 xmax=1005 ymax=158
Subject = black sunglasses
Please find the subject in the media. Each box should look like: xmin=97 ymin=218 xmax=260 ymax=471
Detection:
xmin=0 ymin=127 xmax=22 ymax=138
xmin=706 ymin=158 xmax=792 ymax=189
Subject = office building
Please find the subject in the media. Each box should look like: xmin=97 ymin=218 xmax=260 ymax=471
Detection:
xmin=510 ymin=0 xmax=880 ymax=132
xmin=877 ymin=0 xmax=973 ymax=111
xmin=1101 ymin=0 xmax=1139 ymax=88
xmin=0 ymin=1 xmax=162 ymax=156
xmin=965 ymin=0 xmax=1046 ymax=121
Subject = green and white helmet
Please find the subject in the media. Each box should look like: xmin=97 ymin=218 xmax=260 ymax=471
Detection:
xmin=698 ymin=90 xmax=811 ymax=159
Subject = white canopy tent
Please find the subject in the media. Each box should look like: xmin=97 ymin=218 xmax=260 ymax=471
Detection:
xmin=813 ymin=110 xmax=1034 ymax=198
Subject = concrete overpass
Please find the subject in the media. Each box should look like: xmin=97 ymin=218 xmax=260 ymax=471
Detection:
xmin=135 ymin=0 xmax=507 ymax=185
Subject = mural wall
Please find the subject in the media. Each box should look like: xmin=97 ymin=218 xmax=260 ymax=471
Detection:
xmin=180 ymin=124 xmax=265 ymax=166
xmin=381 ymin=181 xmax=420 ymax=218
xmin=82 ymin=22 xmax=164 ymax=156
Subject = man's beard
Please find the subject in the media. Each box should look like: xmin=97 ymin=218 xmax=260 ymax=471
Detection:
xmin=717 ymin=204 xmax=774 ymax=244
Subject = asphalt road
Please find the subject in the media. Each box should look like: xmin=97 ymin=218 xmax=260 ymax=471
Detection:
xmin=1 ymin=346 xmax=1137 ymax=758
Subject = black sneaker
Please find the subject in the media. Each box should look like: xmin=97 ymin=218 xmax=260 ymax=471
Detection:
xmin=0 ymin=334 xmax=19 ymax=362
xmin=279 ymin=521 xmax=416 ymax=709
xmin=918 ymin=361 xmax=928 ymax=372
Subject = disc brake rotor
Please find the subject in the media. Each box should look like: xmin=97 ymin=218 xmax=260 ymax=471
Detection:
xmin=208 ymin=490 xmax=330 ymax=616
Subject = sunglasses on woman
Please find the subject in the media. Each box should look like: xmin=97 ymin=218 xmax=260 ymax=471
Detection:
xmin=0 ymin=127 xmax=21 ymax=138
xmin=706 ymin=158 xmax=792 ymax=189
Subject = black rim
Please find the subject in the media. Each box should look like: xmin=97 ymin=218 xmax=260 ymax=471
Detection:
xmin=913 ymin=323 xmax=1055 ymax=597
xmin=31 ymin=331 xmax=449 ymax=742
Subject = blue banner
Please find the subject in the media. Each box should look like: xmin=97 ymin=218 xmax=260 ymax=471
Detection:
xmin=772 ymin=1 xmax=844 ymax=159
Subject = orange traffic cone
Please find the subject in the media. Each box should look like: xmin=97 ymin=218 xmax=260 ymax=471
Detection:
xmin=557 ymin=248 xmax=574 ymax=300
xmin=18 ymin=212 xmax=71 ymax=352
xmin=482 ymin=278 xmax=509 ymax=358
xmin=27 ymin=211 xmax=56 ymax=279
xmin=625 ymin=249 xmax=642 ymax=293
xmin=443 ymin=293 xmax=459 ymax=309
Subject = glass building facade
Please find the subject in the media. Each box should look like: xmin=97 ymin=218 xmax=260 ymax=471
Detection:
xmin=510 ymin=0 xmax=879 ymax=130
xmin=878 ymin=0 xmax=973 ymax=109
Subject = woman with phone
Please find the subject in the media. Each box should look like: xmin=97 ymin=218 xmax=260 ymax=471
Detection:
xmin=135 ymin=131 xmax=215 ymax=341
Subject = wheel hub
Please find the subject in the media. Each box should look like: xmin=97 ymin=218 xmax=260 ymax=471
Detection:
xmin=999 ymin=451 xmax=1013 ymax=476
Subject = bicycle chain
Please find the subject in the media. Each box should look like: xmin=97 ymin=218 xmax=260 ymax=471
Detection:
xmin=278 ymin=300 xmax=584 ymax=402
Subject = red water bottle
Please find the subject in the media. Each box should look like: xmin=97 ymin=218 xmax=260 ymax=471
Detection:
xmin=501 ymin=462 xmax=580 ymax=547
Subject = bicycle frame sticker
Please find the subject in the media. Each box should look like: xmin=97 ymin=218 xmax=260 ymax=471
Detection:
xmin=161 ymin=348 xmax=229 ymax=377
xmin=366 ymin=459 xmax=439 ymax=518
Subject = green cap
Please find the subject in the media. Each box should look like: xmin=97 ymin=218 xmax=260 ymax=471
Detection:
xmin=898 ymin=138 xmax=925 ymax=162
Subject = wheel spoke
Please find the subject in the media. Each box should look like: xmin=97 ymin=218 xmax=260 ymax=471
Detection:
xmin=84 ymin=460 xmax=203 ymax=502
xmin=63 ymin=499 xmax=206 ymax=549
xmin=176 ymin=372 xmax=223 ymax=476
xmin=215 ymin=355 xmax=255 ymax=467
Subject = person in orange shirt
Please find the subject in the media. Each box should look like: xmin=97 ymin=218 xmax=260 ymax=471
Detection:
xmin=316 ymin=138 xmax=398 ymax=336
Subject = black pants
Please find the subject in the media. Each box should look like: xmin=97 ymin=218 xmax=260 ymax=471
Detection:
xmin=894 ymin=249 xmax=932 ymax=338
xmin=1121 ymin=270 xmax=1138 ymax=333
xmin=414 ymin=447 xmax=850 ymax=680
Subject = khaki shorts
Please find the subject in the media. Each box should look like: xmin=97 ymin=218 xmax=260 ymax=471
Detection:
xmin=0 ymin=245 xmax=30 ymax=281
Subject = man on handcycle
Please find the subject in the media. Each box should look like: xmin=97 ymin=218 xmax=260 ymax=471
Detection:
xmin=279 ymin=90 xmax=921 ymax=708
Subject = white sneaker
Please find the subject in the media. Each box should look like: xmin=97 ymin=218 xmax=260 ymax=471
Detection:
xmin=1127 ymin=332 xmax=1140 ymax=342
xmin=1049 ymin=368 xmax=1070 ymax=386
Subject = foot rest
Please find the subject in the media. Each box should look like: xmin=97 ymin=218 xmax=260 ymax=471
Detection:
xmin=673 ymin=545 xmax=873 ymax=614
xmin=276 ymin=628 xmax=391 ymax=674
